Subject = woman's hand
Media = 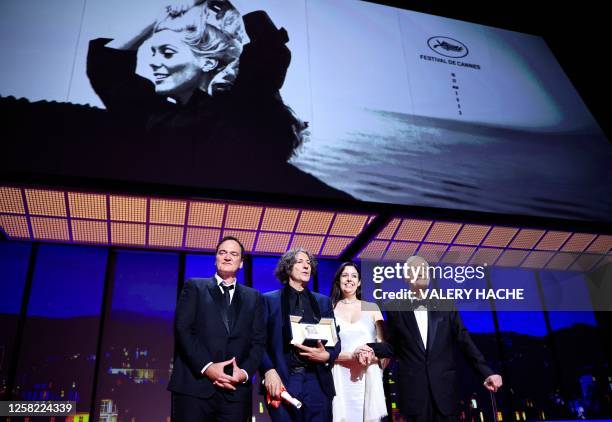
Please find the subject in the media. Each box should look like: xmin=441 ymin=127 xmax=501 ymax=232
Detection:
xmin=353 ymin=344 xmax=374 ymax=366
xmin=354 ymin=344 xmax=373 ymax=355
xmin=352 ymin=350 xmax=368 ymax=366
xmin=352 ymin=349 xmax=375 ymax=366
xmin=163 ymin=0 xmax=194 ymax=17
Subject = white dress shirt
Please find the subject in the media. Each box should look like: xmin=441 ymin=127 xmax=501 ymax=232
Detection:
xmin=215 ymin=273 xmax=236 ymax=303
xmin=201 ymin=274 xmax=248 ymax=382
xmin=413 ymin=305 xmax=428 ymax=350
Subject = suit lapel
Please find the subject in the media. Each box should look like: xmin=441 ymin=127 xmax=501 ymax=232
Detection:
xmin=229 ymin=284 xmax=243 ymax=333
xmin=427 ymin=311 xmax=441 ymax=351
xmin=304 ymin=288 xmax=321 ymax=322
xmin=208 ymin=281 xmax=230 ymax=334
xmin=281 ymin=287 xmax=292 ymax=351
xmin=402 ymin=310 xmax=426 ymax=354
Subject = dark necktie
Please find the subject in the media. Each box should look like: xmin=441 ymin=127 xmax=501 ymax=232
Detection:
xmin=220 ymin=283 xmax=235 ymax=331
xmin=291 ymin=291 xmax=308 ymax=367
xmin=295 ymin=291 xmax=304 ymax=317
xmin=221 ymin=283 xmax=235 ymax=308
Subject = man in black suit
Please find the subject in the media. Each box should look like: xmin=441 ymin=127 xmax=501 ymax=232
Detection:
xmin=168 ymin=236 xmax=266 ymax=421
xmin=370 ymin=255 xmax=502 ymax=422
xmin=260 ymin=248 xmax=341 ymax=422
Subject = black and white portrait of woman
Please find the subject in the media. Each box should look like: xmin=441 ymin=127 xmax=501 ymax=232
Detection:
xmin=87 ymin=0 xmax=244 ymax=109
xmin=83 ymin=0 xmax=352 ymax=197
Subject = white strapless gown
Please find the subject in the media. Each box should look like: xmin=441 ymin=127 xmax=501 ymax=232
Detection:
xmin=332 ymin=311 xmax=387 ymax=422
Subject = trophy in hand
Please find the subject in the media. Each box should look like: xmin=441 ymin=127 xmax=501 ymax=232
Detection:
xmin=289 ymin=315 xmax=338 ymax=348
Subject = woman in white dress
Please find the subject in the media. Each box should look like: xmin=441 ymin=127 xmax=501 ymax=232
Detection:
xmin=330 ymin=262 xmax=388 ymax=422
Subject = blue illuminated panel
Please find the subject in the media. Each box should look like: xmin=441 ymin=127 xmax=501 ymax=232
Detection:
xmin=95 ymin=250 xmax=178 ymax=421
xmin=14 ymin=244 xmax=107 ymax=414
xmin=490 ymin=268 xmax=557 ymax=419
xmin=0 ymin=241 xmax=31 ymax=399
xmin=316 ymin=259 xmax=339 ymax=296
xmin=0 ymin=242 xmax=31 ymax=314
xmin=540 ymin=270 xmax=608 ymax=419
xmin=252 ymin=257 xmax=281 ymax=294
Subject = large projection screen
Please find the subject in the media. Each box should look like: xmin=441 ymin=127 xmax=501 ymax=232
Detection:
xmin=1 ymin=0 xmax=610 ymax=221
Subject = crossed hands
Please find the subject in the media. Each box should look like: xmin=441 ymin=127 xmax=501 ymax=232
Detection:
xmin=204 ymin=357 xmax=246 ymax=391
xmin=350 ymin=344 xmax=390 ymax=369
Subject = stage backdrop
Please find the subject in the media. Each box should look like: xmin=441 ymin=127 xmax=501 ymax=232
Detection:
xmin=1 ymin=0 xmax=610 ymax=221
xmin=1 ymin=241 xmax=610 ymax=421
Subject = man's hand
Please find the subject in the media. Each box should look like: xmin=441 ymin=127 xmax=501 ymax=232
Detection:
xmin=484 ymin=374 xmax=503 ymax=392
xmin=295 ymin=340 xmax=330 ymax=363
xmin=264 ymin=369 xmax=285 ymax=400
xmin=204 ymin=357 xmax=238 ymax=390
xmin=231 ymin=357 xmax=248 ymax=383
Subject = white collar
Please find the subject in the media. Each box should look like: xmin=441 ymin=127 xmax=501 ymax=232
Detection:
xmin=215 ymin=273 xmax=237 ymax=287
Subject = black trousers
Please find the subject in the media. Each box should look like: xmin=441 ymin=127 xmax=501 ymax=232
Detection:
xmin=268 ymin=368 xmax=332 ymax=422
xmin=172 ymin=391 xmax=251 ymax=422
xmin=403 ymin=385 xmax=457 ymax=422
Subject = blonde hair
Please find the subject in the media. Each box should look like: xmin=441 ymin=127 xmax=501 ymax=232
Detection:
xmin=154 ymin=3 xmax=244 ymax=94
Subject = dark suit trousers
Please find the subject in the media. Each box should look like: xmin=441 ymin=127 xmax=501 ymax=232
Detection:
xmin=403 ymin=384 xmax=457 ymax=422
xmin=268 ymin=369 xmax=332 ymax=422
xmin=172 ymin=391 xmax=251 ymax=422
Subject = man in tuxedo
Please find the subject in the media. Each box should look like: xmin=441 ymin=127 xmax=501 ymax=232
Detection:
xmin=168 ymin=236 xmax=266 ymax=421
xmin=260 ymin=248 xmax=341 ymax=422
xmin=370 ymin=255 xmax=502 ymax=422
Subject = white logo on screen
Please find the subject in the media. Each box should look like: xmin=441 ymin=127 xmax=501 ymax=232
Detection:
xmin=427 ymin=36 xmax=469 ymax=58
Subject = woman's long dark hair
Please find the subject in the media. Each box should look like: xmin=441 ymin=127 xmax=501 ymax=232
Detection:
xmin=330 ymin=261 xmax=361 ymax=308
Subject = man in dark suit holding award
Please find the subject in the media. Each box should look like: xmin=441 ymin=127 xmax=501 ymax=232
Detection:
xmin=168 ymin=236 xmax=266 ymax=421
xmin=260 ymin=248 xmax=341 ymax=422
xmin=370 ymin=255 xmax=503 ymax=422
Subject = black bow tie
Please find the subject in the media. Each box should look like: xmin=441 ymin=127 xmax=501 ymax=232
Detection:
xmin=411 ymin=297 xmax=429 ymax=307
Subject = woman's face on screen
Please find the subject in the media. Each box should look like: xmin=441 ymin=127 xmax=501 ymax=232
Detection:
xmin=147 ymin=30 xmax=204 ymax=100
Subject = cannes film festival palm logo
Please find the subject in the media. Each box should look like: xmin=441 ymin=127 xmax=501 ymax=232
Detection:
xmin=428 ymin=36 xmax=469 ymax=58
